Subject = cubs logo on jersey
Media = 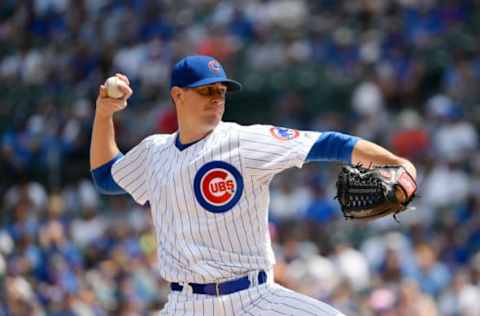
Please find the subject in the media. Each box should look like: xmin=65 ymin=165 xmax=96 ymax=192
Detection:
xmin=193 ymin=161 xmax=243 ymax=213
xmin=270 ymin=127 xmax=300 ymax=141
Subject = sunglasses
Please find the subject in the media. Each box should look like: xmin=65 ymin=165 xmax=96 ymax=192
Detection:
xmin=191 ymin=85 xmax=227 ymax=97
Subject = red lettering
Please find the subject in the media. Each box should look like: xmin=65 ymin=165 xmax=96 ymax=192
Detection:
xmin=209 ymin=181 xmax=233 ymax=193
xmin=218 ymin=182 xmax=226 ymax=192
xmin=210 ymin=183 xmax=219 ymax=193
xmin=210 ymin=180 xmax=235 ymax=193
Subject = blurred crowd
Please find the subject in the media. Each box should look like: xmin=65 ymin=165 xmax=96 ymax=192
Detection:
xmin=1 ymin=0 xmax=480 ymax=315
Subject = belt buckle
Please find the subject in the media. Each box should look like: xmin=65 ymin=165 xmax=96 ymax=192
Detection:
xmin=215 ymin=282 xmax=220 ymax=296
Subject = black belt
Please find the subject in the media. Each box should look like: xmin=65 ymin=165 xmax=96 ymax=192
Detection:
xmin=171 ymin=270 xmax=267 ymax=296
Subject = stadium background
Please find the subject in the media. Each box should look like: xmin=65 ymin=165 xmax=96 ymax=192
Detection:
xmin=1 ymin=0 xmax=480 ymax=315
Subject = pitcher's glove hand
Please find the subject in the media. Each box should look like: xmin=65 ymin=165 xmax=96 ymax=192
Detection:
xmin=336 ymin=165 xmax=416 ymax=221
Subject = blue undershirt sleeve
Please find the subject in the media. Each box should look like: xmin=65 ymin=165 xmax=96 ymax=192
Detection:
xmin=305 ymin=132 xmax=359 ymax=164
xmin=91 ymin=153 xmax=126 ymax=195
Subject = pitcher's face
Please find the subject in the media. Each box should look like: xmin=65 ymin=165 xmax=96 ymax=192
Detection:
xmin=174 ymin=83 xmax=227 ymax=130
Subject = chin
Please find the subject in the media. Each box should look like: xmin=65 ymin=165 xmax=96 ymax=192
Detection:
xmin=208 ymin=117 xmax=222 ymax=128
xmin=204 ymin=112 xmax=223 ymax=126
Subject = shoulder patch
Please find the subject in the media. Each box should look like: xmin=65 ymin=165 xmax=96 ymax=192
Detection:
xmin=270 ymin=127 xmax=300 ymax=141
xmin=194 ymin=161 xmax=243 ymax=213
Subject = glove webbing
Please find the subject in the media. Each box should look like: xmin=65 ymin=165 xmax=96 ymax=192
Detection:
xmin=343 ymin=173 xmax=384 ymax=210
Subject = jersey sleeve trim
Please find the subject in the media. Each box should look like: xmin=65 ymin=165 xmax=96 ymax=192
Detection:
xmin=305 ymin=132 xmax=359 ymax=164
xmin=91 ymin=153 xmax=126 ymax=195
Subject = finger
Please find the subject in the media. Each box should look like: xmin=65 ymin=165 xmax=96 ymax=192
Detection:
xmin=120 ymin=94 xmax=130 ymax=105
xmin=98 ymin=102 xmax=127 ymax=115
xmin=102 ymin=98 xmax=127 ymax=108
xmin=112 ymin=102 xmax=127 ymax=111
xmin=117 ymin=82 xmax=133 ymax=95
xmin=116 ymin=73 xmax=130 ymax=85
xmin=99 ymin=85 xmax=108 ymax=98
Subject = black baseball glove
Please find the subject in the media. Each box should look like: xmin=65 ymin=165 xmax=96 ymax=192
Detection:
xmin=336 ymin=165 xmax=416 ymax=221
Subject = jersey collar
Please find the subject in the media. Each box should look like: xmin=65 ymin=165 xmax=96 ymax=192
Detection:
xmin=175 ymin=122 xmax=226 ymax=151
xmin=174 ymin=134 xmax=203 ymax=151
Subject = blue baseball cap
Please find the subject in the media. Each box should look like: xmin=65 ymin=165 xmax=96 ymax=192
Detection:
xmin=170 ymin=55 xmax=242 ymax=92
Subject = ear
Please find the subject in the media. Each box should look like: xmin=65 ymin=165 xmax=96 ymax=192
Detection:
xmin=170 ymin=87 xmax=183 ymax=103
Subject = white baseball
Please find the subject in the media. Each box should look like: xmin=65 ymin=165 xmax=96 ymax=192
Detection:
xmin=105 ymin=76 xmax=125 ymax=99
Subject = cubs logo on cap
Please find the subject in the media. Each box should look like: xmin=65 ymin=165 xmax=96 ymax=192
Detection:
xmin=270 ymin=127 xmax=300 ymax=141
xmin=208 ymin=60 xmax=222 ymax=73
xmin=194 ymin=161 xmax=243 ymax=213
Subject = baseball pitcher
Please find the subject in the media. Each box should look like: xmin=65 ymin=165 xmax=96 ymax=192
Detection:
xmin=90 ymin=55 xmax=416 ymax=315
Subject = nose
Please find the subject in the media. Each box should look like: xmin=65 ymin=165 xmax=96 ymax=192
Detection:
xmin=211 ymin=97 xmax=224 ymax=105
xmin=211 ymin=91 xmax=226 ymax=102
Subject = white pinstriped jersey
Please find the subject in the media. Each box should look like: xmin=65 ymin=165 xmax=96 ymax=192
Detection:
xmin=111 ymin=122 xmax=320 ymax=283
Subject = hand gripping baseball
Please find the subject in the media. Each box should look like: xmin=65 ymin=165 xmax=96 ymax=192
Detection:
xmin=95 ymin=73 xmax=133 ymax=118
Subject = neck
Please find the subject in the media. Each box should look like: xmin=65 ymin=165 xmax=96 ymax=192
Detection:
xmin=177 ymin=123 xmax=215 ymax=144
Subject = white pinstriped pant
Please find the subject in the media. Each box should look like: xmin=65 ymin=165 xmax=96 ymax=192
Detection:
xmin=158 ymin=282 xmax=346 ymax=316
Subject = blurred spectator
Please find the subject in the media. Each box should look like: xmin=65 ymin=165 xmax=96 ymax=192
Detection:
xmin=406 ymin=243 xmax=451 ymax=297
xmin=422 ymin=161 xmax=470 ymax=209
xmin=270 ymin=170 xmax=311 ymax=222
xmin=333 ymin=243 xmax=371 ymax=292
xmin=367 ymin=287 xmax=397 ymax=316
xmin=395 ymin=279 xmax=439 ymax=316
xmin=431 ymin=105 xmax=478 ymax=162
xmin=439 ymin=269 xmax=480 ymax=316
xmin=390 ymin=109 xmax=430 ymax=161
xmin=303 ymin=175 xmax=338 ymax=224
